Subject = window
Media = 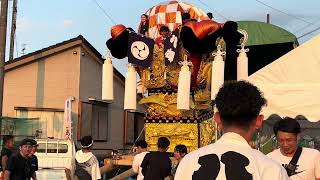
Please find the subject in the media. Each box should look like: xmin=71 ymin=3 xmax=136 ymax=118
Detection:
xmin=37 ymin=143 xmax=46 ymax=153
xmin=79 ymin=102 xmax=108 ymax=141
xmin=47 ymin=143 xmax=57 ymax=153
xmin=58 ymin=144 xmax=68 ymax=153
xmin=125 ymin=111 xmax=145 ymax=144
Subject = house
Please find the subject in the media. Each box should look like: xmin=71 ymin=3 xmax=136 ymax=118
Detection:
xmin=2 ymin=35 xmax=144 ymax=155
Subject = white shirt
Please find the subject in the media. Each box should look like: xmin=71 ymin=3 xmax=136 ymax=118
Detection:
xmin=132 ymin=151 xmax=149 ymax=180
xmin=175 ymin=132 xmax=289 ymax=180
xmin=75 ymin=150 xmax=101 ymax=180
xmin=268 ymin=147 xmax=320 ymax=180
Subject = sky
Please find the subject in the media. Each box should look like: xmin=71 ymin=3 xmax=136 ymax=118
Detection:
xmin=4 ymin=0 xmax=320 ymax=75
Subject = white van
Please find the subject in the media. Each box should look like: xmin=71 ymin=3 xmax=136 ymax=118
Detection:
xmin=35 ymin=139 xmax=76 ymax=180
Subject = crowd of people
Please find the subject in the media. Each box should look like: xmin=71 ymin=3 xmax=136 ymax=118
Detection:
xmin=132 ymin=138 xmax=187 ymax=180
xmin=131 ymin=81 xmax=320 ymax=180
xmin=0 ymin=136 xmax=38 ymax=180
xmin=0 ymin=135 xmax=102 ymax=180
xmin=137 ymin=12 xmax=206 ymax=45
xmin=1 ymin=81 xmax=319 ymax=180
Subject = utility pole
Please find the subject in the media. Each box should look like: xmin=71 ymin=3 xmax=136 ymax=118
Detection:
xmin=9 ymin=0 xmax=18 ymax=61
xmin=0 ymin=0 xmax=9 ymax=116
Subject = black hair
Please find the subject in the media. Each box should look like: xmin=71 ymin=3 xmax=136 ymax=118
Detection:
xmin=3 ymin=135 xmax=14 ymax=145
xmin=157 ymin=137 xmax=170 ymax=149
xmin=160 ymin=26 xmax=169 ymax=33
xmin=174 ymin=144 xmax=187 ymax=155
xmin=207 ymin=12 xmax=213 ymax=19
xmin=19 ymin=138 xmax=32 ymax=147
xmin=182 ymin=13 xmax=190 ymax=21
xmin=273 ymin=117 xmax=301 ymax=135
xmin=141 ymin=14 xmax=148 ymax=19
xmin=80 ymin=136 xmax=93 ymax=149
xmin=215 ymin=81 xmax=267 ymax=129
xmin=30 ymin=139 xmax=38 ymax=146
xmin=135 ymin=140 xmax=148 ymax=148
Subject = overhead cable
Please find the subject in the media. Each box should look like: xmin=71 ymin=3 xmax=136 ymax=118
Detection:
xmin=297 ymin=26 xmax=320 ymax=39
xmin=92 ymin=0 xmax=116 ymax=25
xmin=196 ymin=0 xmax=229 ymax=21
xmin=254 ymin=0 xmax=315 ymax=26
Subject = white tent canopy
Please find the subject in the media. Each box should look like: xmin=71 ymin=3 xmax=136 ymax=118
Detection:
xmin=248 ymin=34 xmax=320 ymax=122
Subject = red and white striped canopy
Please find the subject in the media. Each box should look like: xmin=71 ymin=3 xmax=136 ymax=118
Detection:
xmin=145 ymin=1 xmax=209 ymax=39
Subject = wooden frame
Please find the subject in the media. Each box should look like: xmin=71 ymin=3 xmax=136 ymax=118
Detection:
xmin=123 ymin=111 xmax=145 ymax=145
xmin=77 ymin=101 xmax=108 ymax=142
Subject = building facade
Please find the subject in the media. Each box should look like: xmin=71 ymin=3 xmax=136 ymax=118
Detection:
xmin=2 ymin=35 xmax=144 ymax=155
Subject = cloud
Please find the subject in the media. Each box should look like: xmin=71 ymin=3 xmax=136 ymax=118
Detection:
xmin=63 ymin=19 xmax=73 ymax=28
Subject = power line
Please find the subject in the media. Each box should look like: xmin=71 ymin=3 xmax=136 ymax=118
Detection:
xmin=92 ymin=0 xmax=116 ymax=25
xmin=293 ymin=18 xmax=320 ymax=34
xmin=297 ymin=26 xmax=320 ymax=39
xmin=196 ymin=0 xmax=229 ymax=21
xmin=254 ymin=0 xmax=315 ymax=26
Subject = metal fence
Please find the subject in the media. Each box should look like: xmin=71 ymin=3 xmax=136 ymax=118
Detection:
xmin=0 ymin=116 xmax=41 ymax=147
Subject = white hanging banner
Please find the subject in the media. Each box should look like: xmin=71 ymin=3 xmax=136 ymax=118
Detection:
xmin=177 ymin=56 xmax=192 ymax=110
xmin=124 ymin=64 xmax=137 ymax=110
xmin=237 ymin=46 xmax=249 ymax=81
xmin=102 ymin=57 xmax=114 ymax=101
xmin=63 ymin=97 xmax=73 ymax=139
xmin=211 ymin=45 xmax=226 ymax=100
xmin=237 ymin=30 xmax=249 ymax=81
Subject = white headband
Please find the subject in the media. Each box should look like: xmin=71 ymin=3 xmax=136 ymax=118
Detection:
xmin=81 ymin=140 xmax=93 ymax=149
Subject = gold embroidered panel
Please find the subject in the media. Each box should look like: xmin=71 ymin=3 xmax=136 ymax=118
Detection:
xmin=199 ymin=118 xmax=216 ymax=147
xmin=145 ymin=122 xmax=199 ymax=152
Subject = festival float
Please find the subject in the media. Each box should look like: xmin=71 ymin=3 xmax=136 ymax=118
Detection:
xmin=104 ymin=0 xmax=248 ymax=156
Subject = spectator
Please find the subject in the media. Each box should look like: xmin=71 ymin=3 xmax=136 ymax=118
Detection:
xmin=207 ymin=12 xmax=213 ymax=19
xmin=75 ymin=136 xmax=101 ymax=180
xmin=1 ymin=135 xmax=14 ymax=176
xmin=182 ymin=13 xmax=191 ymax=25
xmin=268 ymin=117 xmax=320 ymax=179
xmin=141 ymin=137 xmax=171 ymax=180
xmin=138 ymin=14 xmax=149 ymax=36
xmin=132 ymin=140 xmax=149 ymax=180
xmin=175 ymin=81 xmax=289 ymax=180
xmin=4 ymin=138 xmax=32 ymax=180
xmin=27 ymin=139 xmax=38 ymax=180
xmin=171 ymin=144 xmax=187 ymax=178
xmin=155 ymin=26 xmax=170 ymax=46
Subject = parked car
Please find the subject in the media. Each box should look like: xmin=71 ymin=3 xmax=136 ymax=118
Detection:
xmin=35 ymin=138 xmax=76 ymax=180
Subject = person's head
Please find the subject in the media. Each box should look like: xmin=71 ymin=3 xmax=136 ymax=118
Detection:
xmin=19 ymin=138 xmax=32 ymax=158
xmin=29 ymin=139 xmax=38 ymax=156
xmin=159 ymin=26 xmax=170 ymax=37
xmin=273 ymin=117 xmax=301 ymax=156
xmin=157 ymin=137 xmax=170 ymax=152
xmin=135 ymin=140 xmax=148 ymax=153
xmin=207 ymin=12 xmax=213 ymax=19
xmin=214 ymin=81 xmax=267 ymax=138
xmin=3 ymin=135 xmax=14 ymax=149
xmin=80 ymin=136 xmax=94 ymax=151
xmin=174 ymin=144 xmax=187 ymax=161
xmin=182 ymin=13 xmax=191 ymax=24
xmin=141 ymin=14 xmax=148 ymax=23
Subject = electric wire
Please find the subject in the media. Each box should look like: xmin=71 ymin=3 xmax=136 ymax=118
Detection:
xmin=254 ymin=0 xmax=314 ymax=26
xmin=92 ymin=0 xmax=116 ymax=25
xmin=196 ymin=0 xmax=229 ymax=20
